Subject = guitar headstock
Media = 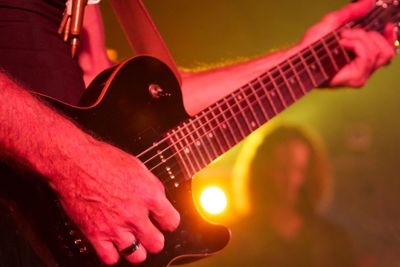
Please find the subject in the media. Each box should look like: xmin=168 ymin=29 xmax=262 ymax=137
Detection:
xmin=372 ymin=0 xmax=400 ymax=27
xmin=355 ymin=0 xmax=400 ymax=50
xmin=375 ymin=1 xmax=400 ymax=24
xmin=379 ymin=0 xmax=400 ymax=49
xmin=377 ymin=0 xmax=400 ymax=52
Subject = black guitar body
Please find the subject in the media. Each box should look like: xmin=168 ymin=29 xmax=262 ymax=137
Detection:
xmin=0 ymin=56 xmax=230 ymax=267
xmin=2 ymin=3 xmax=399 ymax=264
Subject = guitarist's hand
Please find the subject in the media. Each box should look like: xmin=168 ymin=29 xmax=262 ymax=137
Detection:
xmin=0 ymin=72 xmax=180 ymax=265
xmin=301 ymin=0 xmax=396 ymax=88
xmin=52 ymin=140 xmax=180 ymax=265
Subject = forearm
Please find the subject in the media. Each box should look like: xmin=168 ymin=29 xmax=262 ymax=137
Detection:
xmin=0 ymin=73 xmax=95 ymax=189
xmin=0 ymin=73 xmax=180 ymax=265
xmin=180 ymin=0 xmax=394 ymax=116
xmin=181 ymin=45 xmax=300 ymax=116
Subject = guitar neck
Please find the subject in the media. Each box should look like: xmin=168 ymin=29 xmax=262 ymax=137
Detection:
xmin=166 ymin=30 xmax=352 ymax=177
xmin=141 ymin=5 xmax=388 ymax=184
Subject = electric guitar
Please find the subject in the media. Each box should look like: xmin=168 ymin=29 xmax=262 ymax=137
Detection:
xmin=1 ymin=1 xmax=399 ymax=266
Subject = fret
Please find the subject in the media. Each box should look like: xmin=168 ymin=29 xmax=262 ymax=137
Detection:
xmin=174 ymin=127 xmax=199 ymax=174
xmin=277 ymin=63 xmax=297 ymax=103
xmin=156 ymin=9 xmax=388 ymax=183
xmin=225 ymin=96 xmax=249 ymax=137
xmin=260 ymin=74 xmax=285 ymax=112
xmin=314 ymin=39 xmax=337 ymax=78
xmin=238 ymin=89 xmax=260 ymax=130
xmin=298 ymin=53 xmax=317 ymax=87
xmin=288 ymin=56 xmax=308 ymax=94
xmin=224 ymin=98 xmax=242 ymax=134
xmin=194 ymin=115 xmax=218 ymax=160
xmin=232 ymin=92 xmax=253 ymax=135
xmin=208 ymin=107 xmax=231 ymax=150
xmin=256 ymin=77 xmax=279 ymax=115
xmin=309 ymin=43 xmax=329 ymax=80
xmin=266 ymin=71 xmax=288 ymax=107
xmin=199 ymin=114 xmax=222 ymax=157
xmin=256 ymin=81 xmax=276 ymax=119
xmin=193 ymin=120 xmax=214 ymax=165
xmin=283 ymin=60 xmax=306 ymax=98
xmin=248 ymin=82 xmax=269 ymax=122
xmin=242 ymin=86 xmax=262 ymax=126
xmin=251 ymin=81 xmax=274 ymax=119
xmin=326 ymin=33 xmax=350 ymax=69
xmin=321 ymin=35 xmax=339 ymax=72
xmin=217 ymin=99 xmax=243 ymax=142
xmin=212 ymin=103 xmax=237 ymax=147
xmin=271 ymin=68 xmax=295 ymax=106
xmin=204 ymin=110 xmax=228 ymax=153
xmin=185 ymin=121 xmax=209 ymax=167
xmin=180 ymin=124 xmax=204 ymax=171
xmin=333 ymin=30 xmax=351 ymax=63
xmin=167 ymin=131 xmax=193 ymax=177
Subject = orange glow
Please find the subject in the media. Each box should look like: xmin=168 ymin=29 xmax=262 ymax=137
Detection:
xmin=200 ymin=186 xmax=227 ymax=215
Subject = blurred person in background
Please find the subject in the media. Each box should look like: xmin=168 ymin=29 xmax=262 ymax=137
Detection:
xmin=230 ymin=125 xmax=356 ymax=267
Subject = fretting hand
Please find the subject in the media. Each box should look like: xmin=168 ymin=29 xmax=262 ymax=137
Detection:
xmin=300 ymin=0 xmax=396 ymax=88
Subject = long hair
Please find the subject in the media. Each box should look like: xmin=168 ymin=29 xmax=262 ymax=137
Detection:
xmin=246 ymin=124 xmax=332 ymax=215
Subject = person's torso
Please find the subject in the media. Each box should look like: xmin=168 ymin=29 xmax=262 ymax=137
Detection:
xmin=0 ymin=0 xmax=85 ymax=104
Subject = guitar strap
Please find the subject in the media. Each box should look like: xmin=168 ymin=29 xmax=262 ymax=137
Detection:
xmin=109 ymin=0 xmax=182 ymax=85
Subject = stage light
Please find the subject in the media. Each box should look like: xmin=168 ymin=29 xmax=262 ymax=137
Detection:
xmin=200 ymin=186 xmax=227 ymax=215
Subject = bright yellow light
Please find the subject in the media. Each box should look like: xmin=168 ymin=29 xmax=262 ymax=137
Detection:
xmin=200 ymin=186 xmax=227 ymax=215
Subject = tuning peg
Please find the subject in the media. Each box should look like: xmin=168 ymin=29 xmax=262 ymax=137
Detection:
xmin=395 ymin=23 xmax=400 ymax=54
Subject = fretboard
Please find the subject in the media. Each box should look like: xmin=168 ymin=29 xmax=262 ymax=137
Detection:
xmin=166 ymin=30 xmax=352 ymax=179
xmin=138 ymin=4 xmax=393 ymax=189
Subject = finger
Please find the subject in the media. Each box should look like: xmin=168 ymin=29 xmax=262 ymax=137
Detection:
xmin=148 ymin=194 xmax=180 ymax=232
xmin=331 ymin=37 xmax=373 ymax=87
xmin=90 ymin=239 xmax=120 ymax=266
xmin=341 ymin=29 xmax=395 ymax=68
xmin=341 ymin=29 xmax=377 ymax=53
xmin=342 ymin=29 xmax=377 ymax=65
xmin=302 ymin=0 xmax=375 ymax=45
xmin=124 ymin=243 xmax=147 ymax=264
xmin=323 ymin=0 xmax=375 ymax=28
xmin=130 ymin=217 xmax=166 ymax=254
xmin=114 ymin=231 xmax=147 ymax=264
xmin=384 ymin=23 xmax=397 ymax=45
xmin=367 ymin=31 xmax=395 ymax=67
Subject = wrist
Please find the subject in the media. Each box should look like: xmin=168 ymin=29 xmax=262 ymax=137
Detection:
xmin=36 ymin=129 xmax=100 ymax=193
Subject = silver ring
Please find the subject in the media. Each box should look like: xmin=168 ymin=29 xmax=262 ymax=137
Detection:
xmin=120 ymin=240 xmax=140 ymax=256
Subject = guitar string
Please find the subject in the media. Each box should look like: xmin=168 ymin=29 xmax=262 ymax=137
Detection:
xmin=158 ymin=26 xmax=392 ymax=188
xmin=151 ymin=50 xmax=365 ymax=186
xmin=142 ymin=8 xmax=388 ymax=184
xmin=134 ymin=5 xmax=384 ymax=162
xmin=135 ymin=5 xmax=385 ymax=166
xmin=141 ymin=32 xmax=341 ymax=164
xmin=152 ymin=8 xmax=391 ymax=189
xmin=138 ymin=7 xmax=384 ymax=174
xmin=158 ymin=12 xmax=395 ymax=188
xmin=137 ymin=7 xmax=387 ymax=179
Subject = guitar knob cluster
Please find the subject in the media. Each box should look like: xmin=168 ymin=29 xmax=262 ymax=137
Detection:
xmin=71 ymin=235 xmax=89 ymax=255
xmin=60 ymin=219 xmax=90 ymax=255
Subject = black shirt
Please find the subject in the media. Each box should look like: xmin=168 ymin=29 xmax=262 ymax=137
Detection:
xmin=0 ymin=0 xmax=85 ymax=104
